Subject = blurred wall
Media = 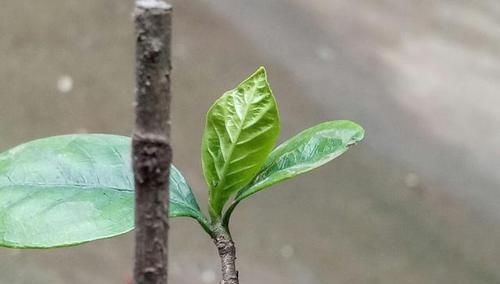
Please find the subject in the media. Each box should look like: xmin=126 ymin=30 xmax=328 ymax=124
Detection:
xmin=1 ymin=1 xmax=499 ymax=283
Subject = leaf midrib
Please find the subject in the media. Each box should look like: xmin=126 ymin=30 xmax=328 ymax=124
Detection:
xmin=0 ymin=184 xmax=202 ymax=214
xmin=214 ymin=89 xmax=257 ymax=195
xmin=0 ymin=183 xmax=133 ymax=193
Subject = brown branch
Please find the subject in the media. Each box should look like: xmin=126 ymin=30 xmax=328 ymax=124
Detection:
xmin=214 ymin=229 xmax=239 ymax=284
xmin=132 ymin=1 xmax=172 ymax=284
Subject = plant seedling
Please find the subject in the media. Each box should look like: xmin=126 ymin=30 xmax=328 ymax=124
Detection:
xmin=0 ymin=67 xmax=364 ymax=283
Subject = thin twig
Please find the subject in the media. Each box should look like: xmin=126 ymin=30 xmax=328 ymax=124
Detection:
xmin=214 ymin=228 xmax=239 ymax=284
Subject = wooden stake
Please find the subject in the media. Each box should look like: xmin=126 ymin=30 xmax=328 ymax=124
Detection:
xmin=132 ymin=1 xmax=172 ymax=283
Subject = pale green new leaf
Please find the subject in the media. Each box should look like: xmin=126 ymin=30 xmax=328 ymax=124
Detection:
xmin=202 ymin=67 xmax=280 ymax=218
xmin=235 ymin=120 xmax=364 ymax=202
xmin=0 ymin=134 xmax=207 ymax=248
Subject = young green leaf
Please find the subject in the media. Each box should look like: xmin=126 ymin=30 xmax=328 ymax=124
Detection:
xmin=202 ymin=67 xmax=280 ymax=219
xmin=223 ymin=120 xmax=364 ymax=226
xmin=0 ymin=134 xmax=208 ymax=248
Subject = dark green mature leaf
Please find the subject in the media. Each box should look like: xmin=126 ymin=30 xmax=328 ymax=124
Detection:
xmin=235 ymin=120 xmax=364 ymax=202
xmin=0 ymin=134 xmax=207 ymax=248
xmin=169 ymin=166 xmax=203 ymax=219
xmin=202 ymin=67 xmax=280 ymax=218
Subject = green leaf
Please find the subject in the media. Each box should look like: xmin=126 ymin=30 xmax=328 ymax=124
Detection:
xmin=202 ymin=67 xmax=280 ymax=219
xmin=0 ymin=134 xmax=207 ymax=248
xmin=222 ymin=120 xmax=364 ymax=226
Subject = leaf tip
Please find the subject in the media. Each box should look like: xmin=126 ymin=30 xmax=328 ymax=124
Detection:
xmin=251 ymin=66 xmax=268 ymax=81
xmin=352 ymin=122 xmax=365 ymax=143
xmin=334 ymin=120 xmax=365 ymax=143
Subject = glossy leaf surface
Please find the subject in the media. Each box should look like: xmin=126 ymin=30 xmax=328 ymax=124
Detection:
xmin=202 ymin=67 xmax=280 ymax=218
xmin=235 ymin=120 xmax=364 ymax=202
xmin=0 ymin=134 xmax=206 ymax=248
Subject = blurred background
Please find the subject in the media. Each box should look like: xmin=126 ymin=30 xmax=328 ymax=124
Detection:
xmin=1 ymin=0 xmax=500 ymax=283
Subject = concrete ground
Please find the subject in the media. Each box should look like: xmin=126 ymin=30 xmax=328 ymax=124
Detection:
xmin=0 ymin=1 xmax=499 ymax=283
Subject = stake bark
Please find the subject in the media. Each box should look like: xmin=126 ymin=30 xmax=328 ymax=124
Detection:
xmin=132 ymin=1 xmax=172 ymax=284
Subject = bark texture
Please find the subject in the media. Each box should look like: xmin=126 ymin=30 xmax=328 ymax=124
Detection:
xmin=133 ymin=1 xmax=172 ymax=284
xmin=214 ymin=230 xmax=239 ymax=284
